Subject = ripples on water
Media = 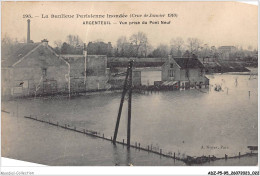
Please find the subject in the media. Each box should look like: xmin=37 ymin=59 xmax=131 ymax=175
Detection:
xmin=2 ymin=74 xmax=258 ymax=164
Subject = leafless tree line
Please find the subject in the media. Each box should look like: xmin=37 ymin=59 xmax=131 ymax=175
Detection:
xmin=2 ymin=32 xmax=257 ymax=59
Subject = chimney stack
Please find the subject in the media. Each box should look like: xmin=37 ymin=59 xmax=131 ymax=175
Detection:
xmin=27 ymin=19 xmax=30 ymax=43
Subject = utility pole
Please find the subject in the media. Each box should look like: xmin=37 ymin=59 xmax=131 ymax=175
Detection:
xmin=127 ymin=61 xmax=133 ymax=148
xmin=113 ymin=61 xmax=134 ymax=146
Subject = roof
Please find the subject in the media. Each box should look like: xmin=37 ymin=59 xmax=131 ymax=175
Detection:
xmin=2 ymin=42 xmax=41 ymax=67
xmin=219 ymin=46 xmax=236 ymax=49
xmin=173 ymin=57 xmax=205 ymax=69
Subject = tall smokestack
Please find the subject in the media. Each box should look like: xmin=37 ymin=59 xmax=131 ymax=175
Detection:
xmin=27 ymin=19 xmax=30 ymax=43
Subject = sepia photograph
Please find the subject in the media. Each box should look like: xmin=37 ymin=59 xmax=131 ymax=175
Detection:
xmin=0 ymin=1 xmax=259 ymax=174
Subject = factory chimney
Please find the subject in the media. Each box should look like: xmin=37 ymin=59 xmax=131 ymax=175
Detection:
xmin=27 ymin=19 xmax=30 ymax=43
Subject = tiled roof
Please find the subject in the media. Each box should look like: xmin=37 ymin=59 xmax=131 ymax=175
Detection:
xmin=2 ymin=43 xmax=41 ymax=67
xmin=173 ymin=57 xmax=205 ymax=69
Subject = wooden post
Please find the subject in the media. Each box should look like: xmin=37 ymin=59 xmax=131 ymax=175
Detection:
xmin=148 ymin=145 xmax=149 ymax=151
xmin=103 ymin=133 xmax=104 ymax=138
xmin=127 ymin=61 xmax=133 ymax=148
xmin=123 ymin=139 xmax=124 ymax=145
xmin=174 ymin=152 xmax=175 ymax=159
xmin=239 ymin=152 xmax=240 ymax=158
xmin=160 ymin=149 xmax=162 ymax=155
xmin=225 ymin=154 xmax=227 ymax=160
xmin=113 ymin=65 xmax=130 ymax=144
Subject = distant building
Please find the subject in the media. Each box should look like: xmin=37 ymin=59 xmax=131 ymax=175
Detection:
xmin=2 ymin=40 xmax=70 ymax=98
xmin=61 ymin=54 xmax=110 ymax=93
xmin=218 ymin=46 xmax=237 ymax=60
xmin=161 ymin=55 xmax=209 ymax=89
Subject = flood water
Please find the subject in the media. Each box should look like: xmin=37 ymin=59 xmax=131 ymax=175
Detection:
xmin=1 ymin=73 xmax=258 ymax=165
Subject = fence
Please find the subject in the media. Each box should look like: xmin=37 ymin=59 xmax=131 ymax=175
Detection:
xmin=19 ymin=114 xmax=257 ymax=165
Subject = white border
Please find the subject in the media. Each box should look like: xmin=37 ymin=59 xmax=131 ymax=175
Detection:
xmin=0 ymin=0 xmax=259 ymax=175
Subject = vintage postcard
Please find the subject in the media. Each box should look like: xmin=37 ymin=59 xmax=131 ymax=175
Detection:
xmin=1 ymin=0 xmax=258 ymax=175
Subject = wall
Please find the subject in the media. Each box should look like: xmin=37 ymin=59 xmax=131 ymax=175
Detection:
xmin=4 ymin=44 xmax=69 ymax=98
xmin=87 ymin=55 xmax=107 ymax=76
xmin=161 ymin=56 xmax=180 ymax=81
xmin=1 ymin=68 xmax=13 ymax=97
xmin=62 ymin=55 xmax=109 ymax=93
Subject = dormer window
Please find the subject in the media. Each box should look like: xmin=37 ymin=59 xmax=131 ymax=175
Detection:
xmin=170 ymin=63 xmax=174 ymax=68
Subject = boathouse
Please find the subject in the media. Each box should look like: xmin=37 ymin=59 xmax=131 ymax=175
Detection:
xmin=161 ymin=55 xmax=209 ymax=89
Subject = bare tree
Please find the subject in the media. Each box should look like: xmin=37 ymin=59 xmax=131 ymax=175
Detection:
xmin=130 ymin=31 xmax=148 ymax=57
xmin=2 ymin=34 xmax=13 ymax=46
xmin=201 ymin=43 xmax=210 ymax=58
xmin=170 ymin=37 xmax=184 ymax=57
xmin=116 ymin=36 xmax=128 ymax=51
xmin=187 ymin=38 xmax=202 ymax=55
xmin=1 ymin=34 xmax=19 ymax=57
xmin=66 ymin=35 xmax=83 ymax=47
xmin=152 ymin=44 xmax=169 ymax=58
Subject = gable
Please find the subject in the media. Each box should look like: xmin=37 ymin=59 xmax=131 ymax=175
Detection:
xmin=162 ymin=57 xmax=180 ymax=70
xmin=13 ymin=44 xmax=67 ymax=68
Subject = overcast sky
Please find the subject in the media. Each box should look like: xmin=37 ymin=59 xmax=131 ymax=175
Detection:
xmin=2 ymin=1 xmax=258 ymax=49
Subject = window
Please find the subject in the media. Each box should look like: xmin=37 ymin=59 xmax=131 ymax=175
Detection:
xmin=42 ymin=68 xmax=47 ymax=76
xmin=169 ymin=70 xmax=174 ymax=77
xmin=170 ymin=63 xmax=174 ymax=68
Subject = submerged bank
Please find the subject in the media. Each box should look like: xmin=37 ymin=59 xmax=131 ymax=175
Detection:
xmin=2 ymin=113 xmax=257 ymax=166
